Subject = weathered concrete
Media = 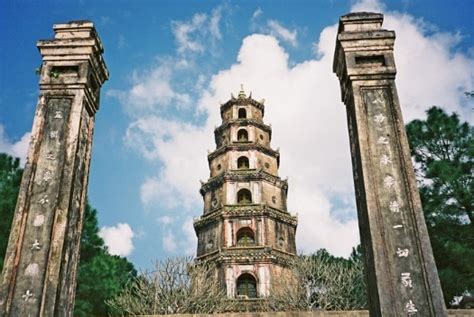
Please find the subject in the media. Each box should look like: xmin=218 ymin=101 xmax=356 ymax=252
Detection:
xmin=333 ymin=13 xmax=446 ymax=316
xmin=0 ymin=21 xmax=108 ymax=316
xmin=137 ymin=309 xmax=474 ymax=317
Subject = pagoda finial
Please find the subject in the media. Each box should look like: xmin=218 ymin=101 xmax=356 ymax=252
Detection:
xmin=238 ymin=84 xmax=246 ymax=99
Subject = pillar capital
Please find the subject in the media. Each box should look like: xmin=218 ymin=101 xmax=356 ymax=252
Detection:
xmin=333 ymin=12 xmax=397 ymax=105
xmin=36 ymin=21 xmax=108 ymax=114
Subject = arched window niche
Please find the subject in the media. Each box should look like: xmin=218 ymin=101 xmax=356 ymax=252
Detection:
xmin=237 ymin=189 xmax=252 ymax=204
xmin=237 ymin=129 xmax=248 ymax=142
xmin=237 ymin=156 xmax=250 ymax=169
xmin=236 ymin=227 xmax=255 ymax=246
xmin=237 ymin=273 xmax=257 ymax=298
xmin=238 ymin=108 xmax=247 ymax=119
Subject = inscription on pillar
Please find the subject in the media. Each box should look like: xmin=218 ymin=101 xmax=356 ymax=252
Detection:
xmin=364 ymin=88 xmax=429 ymax=314
xmin=11 ymin=98 xmax=71 ymax=315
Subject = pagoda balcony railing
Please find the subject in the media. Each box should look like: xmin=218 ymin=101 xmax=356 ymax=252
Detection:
xmin=193 ymin=203 xmax=298 ymax=228
xmin=195 ymin=245 xmax=295 ymax=264
xmin=200 ymin=169 xmax=288 ymax=195
xmin=214 ymin=118 xmax=272 ymax=134
xmin=208 ymin=143 xmax=279 ymax=162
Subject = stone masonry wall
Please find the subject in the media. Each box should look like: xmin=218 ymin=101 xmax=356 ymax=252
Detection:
xmin=137 ymin=310 xmax=474 ymax=317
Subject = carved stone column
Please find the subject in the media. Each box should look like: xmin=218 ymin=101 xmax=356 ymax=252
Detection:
xmin=0 ymin=21 xmax=108 ymax=316
xmin=333 ymin=13 xmax=447 ymax=316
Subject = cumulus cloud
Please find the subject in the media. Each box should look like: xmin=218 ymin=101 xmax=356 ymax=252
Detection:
xmin=349 ymin=0 xmax=473 ymax=121
xmin=0 ymin=124 xmax=31 ymax=166
xmin=120 ymin=0 xmax=474 ymax=257
xmin=99 ymin=223 xmax=135 ymax=256
xmin=351 ymin=0 xmax=385 ymax=12
xmin=126 ymin=116 xmax=210 ymax=210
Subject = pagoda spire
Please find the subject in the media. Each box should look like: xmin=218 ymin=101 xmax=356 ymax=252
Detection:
xmin=238 ymin=84 xmax=246 ymax=99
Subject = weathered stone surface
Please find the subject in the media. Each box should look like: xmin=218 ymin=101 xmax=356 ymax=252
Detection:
xmin=333 ymin=13 xmax=447 ymax=316
xmin=137 ymin=309 xmax=474 ymax=317
xmin=0 ymin=21 xmax=108 ymax=317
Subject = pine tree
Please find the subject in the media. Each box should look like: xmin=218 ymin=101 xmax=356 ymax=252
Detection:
xmin=406 ymin=106 xmax=473 ymax=304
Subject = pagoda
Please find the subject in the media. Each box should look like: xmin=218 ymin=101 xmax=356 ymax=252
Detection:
xmin=193 ymin=86 xmax=298 ymax=300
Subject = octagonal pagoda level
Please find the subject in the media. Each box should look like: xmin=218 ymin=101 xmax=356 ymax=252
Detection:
xmin=194 ymin=87 xmax=298 ymax=301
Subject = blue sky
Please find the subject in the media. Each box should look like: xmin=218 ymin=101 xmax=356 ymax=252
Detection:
xmin=1 ymin=0 xmax=473 ymax=270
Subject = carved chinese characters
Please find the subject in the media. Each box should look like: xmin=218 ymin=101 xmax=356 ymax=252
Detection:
xmin=365 ymin=89 xmax=423 ymax=314
xmin=9 ymin=99 xmax=71 ymax=314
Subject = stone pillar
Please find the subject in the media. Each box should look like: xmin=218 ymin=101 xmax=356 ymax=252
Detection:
xmin=333 ymin=13 xmax=446 ymax=316
xmin=0 ymin=21 xmax=108 ymax=316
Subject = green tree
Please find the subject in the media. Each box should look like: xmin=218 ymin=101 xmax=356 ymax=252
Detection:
xmin=0 ymin=152 xmax=136 ymax=316
xmin=406 ymin=106 xmax=473 ymax=305
xmin=0 ymin=154 xmax=23 ymax=271
xmin=74 ymin=204 xmax=137 ymax=317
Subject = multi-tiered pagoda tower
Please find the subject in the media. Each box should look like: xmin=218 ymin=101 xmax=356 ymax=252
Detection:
xmin=194 ymin=87 xmax=297 ymax=300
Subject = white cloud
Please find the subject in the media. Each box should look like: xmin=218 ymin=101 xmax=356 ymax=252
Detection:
xmin=350 ymin=0 xmax=474 ymax=121
xmin=162 ymin=231 xmax=177 ymax=252
xmin=251 ymin=15 xmax=298 ymax=47
xmin=172 ymin=13 xmax=207 ymax=53
xmin=181 ymin=217 xmax=197 ymax=255
xmin=107 ymin=61 xmax=191 ymax=115
xmin=126 ymin=116 xmax=210 ymax=210
xmin=99 ymin=223 xmax=135 ymax=257
xmin=252 ymin=7 xmax=263 ymax=20
xmin=350 ymin=0 xmax=385 ymax=12
xmin=383 ymin=13 xmax=473 ymax=121
xmin=267 ymin=20 xmax=298 ymax=47
xmin=157 ymin=215 xmax=174 ymax=225
xmin=0 ymin=124 xmax=31 ymax=166
xmin=209 ymin=6 xmax=223 ymax=40
xmin=122 ymin=1 xmax=474 ymax=257
xmin=161 ymin=218 xmax=196 ymax=254
xmin=171 ymin=5 xmax=225 ymax=55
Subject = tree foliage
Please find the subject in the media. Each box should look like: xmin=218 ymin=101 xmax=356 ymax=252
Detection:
xmin=268 ymin=248 xmax=367 ymax=311
xmin=74 ymin=204 xmax=137 ymax=317
xmin=107 ymin=256 xmax=232 ymax=315
xmin=0 ymin=154 xmax=23 ymax=271
xmin=406 ymin=106 xmax=473 ymax=305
